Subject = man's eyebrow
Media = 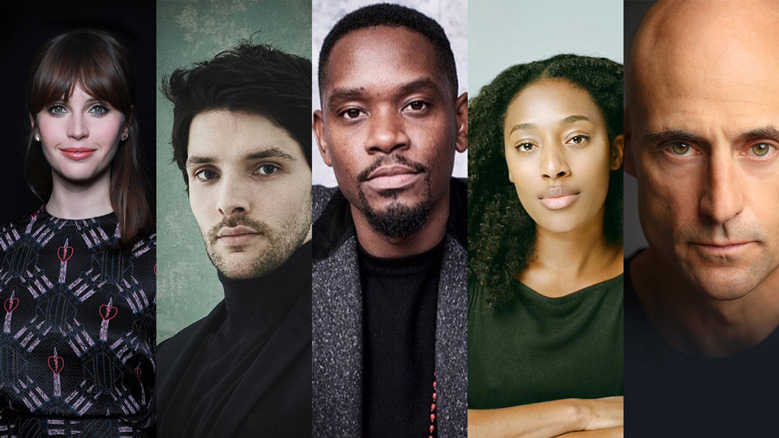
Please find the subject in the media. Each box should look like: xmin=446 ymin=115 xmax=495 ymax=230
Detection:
xmin=507 ymin=115 xmax=592 ymax=136
xmin=736 ymin=126 xmax=779 ymax=141
xmin=399 ymin=78 xmax=440 ymax=95
xmin=328 ymin=87 xmax=365 ymax=104
xmin=245 ymin=148 xmax=298 ymax=162
xmin=185 ymin=155 xmax=215 ymax=167
xmin=185 ymin=147 xmax=297 ymax=167
xmin=327 ymin=78 xmax=441 ymax=106
xmin=641 ymin=129 xmax=706 ymax=144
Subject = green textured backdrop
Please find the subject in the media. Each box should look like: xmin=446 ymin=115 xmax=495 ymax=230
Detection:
xmin=156 ymin=0 xmax=312 ymax=343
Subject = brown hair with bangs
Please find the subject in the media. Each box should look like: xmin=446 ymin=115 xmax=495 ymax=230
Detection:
xmin=25 ymin=29 xmax=152 ymax=247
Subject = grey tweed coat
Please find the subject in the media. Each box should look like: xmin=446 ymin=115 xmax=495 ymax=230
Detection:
xmin=312 ymin=179 xmax=467 ymax=437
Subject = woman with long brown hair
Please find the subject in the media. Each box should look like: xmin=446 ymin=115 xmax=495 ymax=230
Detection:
xmin=0 ymin=30 xmax=155 ymax=437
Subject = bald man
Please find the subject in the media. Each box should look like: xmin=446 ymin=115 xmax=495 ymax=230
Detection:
xmin=624 ymin=1 xmax=779 ymax=436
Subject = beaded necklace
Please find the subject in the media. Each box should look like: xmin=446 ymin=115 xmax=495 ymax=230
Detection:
xmin=428 ymin=371 xmax=437 ymax=437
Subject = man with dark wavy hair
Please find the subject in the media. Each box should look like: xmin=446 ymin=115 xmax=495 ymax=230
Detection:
xmin=157 ymin=42 xmax=313 ymax=437
xmin=312 ymin=4 xmax=468 ymax=436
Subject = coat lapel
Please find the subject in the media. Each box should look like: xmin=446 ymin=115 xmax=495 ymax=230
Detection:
xmin=313 ymin=236 xmax=363 ymax=436
xmin=435 ymin=235 xmax=468 ymax=437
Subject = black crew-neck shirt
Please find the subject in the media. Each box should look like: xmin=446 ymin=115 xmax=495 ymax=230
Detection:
xmin=359 ymin=240 xmax=444 ymax=437
xmin=625 ymin=251 xmax=779 ymax=437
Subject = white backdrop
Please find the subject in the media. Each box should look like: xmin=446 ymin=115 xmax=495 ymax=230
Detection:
xmin=311 ymin=0 xmax=468 ymax=186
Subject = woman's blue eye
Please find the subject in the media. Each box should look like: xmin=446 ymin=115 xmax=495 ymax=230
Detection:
xmin=90 ymin=105 xmax=109 ymax=116
xmin=47 ymin=105 xmax=67 ymax=116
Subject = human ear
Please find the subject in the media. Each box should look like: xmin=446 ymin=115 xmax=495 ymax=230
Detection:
xmin=610 ymin=134 xmax=625 ymax=170
xmin=122 ymin=106 xmax=133 ymax=139
xmin=312 ymin=109 xmax=333 ymax=167
xmin=454 ymin=92 xmax=468 ymax=153
xmin=29 ymin=114 xmax=40 ymax=141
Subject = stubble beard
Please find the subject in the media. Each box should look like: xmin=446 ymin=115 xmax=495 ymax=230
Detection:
xmin=203 ymin=209 xmax=311 ymax=280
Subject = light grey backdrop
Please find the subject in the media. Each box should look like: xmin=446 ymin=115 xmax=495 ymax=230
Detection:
xmin=312 ymin=0 xmax=468 ymax=186
xmin=156 ymin=0 xmax=312 ymax=343
xmin=469 ymin=0 xmax=623 ymax=95
xmin=469 ymin=0 xmax=631 ymax=251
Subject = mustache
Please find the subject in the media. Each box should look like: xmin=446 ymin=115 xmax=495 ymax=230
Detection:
xmin=356 ymin=154 xmax=428 ymax=183
xmin=206 ymin=216 xmax=270 ymax=243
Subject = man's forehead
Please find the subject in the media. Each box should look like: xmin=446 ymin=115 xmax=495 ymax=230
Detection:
xmin=322 ymin=26 xmax=444 ymax=95
xmin=633 ymin=72 xmax=779 ymax=140
xmin=186 ymin=110 xmax=302 ymax=164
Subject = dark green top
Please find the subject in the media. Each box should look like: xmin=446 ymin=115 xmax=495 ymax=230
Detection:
xmin=468 ymin=275 xmax=623 ymax=409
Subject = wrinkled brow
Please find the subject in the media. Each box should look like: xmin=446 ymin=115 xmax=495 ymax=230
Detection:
xmin=736 ymin=126 xmax=779 ymax=141
xmin=641 ymin=129 xmax=706 ymax=145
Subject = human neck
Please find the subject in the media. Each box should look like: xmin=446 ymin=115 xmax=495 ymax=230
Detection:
xmin=47 ymin=171 xmax=113 ymax=219
xmin=351 ymin=192 xmax=449 ymax=259
xmin=520 ymin=217 xmax=622 ymax=298
xmin=219 ymin=241 xmax=311 ymax=315
xmin=631 ymin=249 xmax=779 ymax=358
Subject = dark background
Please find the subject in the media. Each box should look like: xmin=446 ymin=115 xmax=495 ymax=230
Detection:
xmin=0 ymin=0 xmax=156 ymax=224
xmin=623 ymin=0 xmax=655 ymax=256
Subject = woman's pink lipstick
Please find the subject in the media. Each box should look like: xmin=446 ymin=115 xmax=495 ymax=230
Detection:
xmin=60 ymin=147 xmax=96 ymax=161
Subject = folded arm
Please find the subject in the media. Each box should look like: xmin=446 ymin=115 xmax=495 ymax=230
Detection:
xmin=468 ymin=396 xmax=623 ymax=438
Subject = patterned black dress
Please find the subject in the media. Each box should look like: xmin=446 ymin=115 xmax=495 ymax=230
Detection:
xmin=0 ymin=208 xmax=155 ymax=438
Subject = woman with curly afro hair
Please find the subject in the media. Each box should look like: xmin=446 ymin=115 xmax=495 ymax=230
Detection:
xmin=468 ymin=54 xmax=625 ymax=437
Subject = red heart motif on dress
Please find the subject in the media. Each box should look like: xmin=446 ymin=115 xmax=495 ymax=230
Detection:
xmin=99 ymin=305 xmax=118 ymax=321
xmin=57 ymin=246 xmax=74 ymax=263
xmin=48 ymin=356 xmax=64 ymax=374
xmin=134 ymin=368 xmax=142 ymax=382
xmin=4 ymin=298 xmax=19 ymax=313
xmin=154 ymin=264 xmax=157 ymax=276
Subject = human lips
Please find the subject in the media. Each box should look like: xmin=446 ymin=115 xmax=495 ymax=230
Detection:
xmin=690 ymin=241 xmax=754 ymax=257
xmin=538 ymin=186 xmax=580 ymax=210
xmin=217 ymin=225 xmax=261 ymax=246
xmin=59 ymin=147 xmax=96 ymax=161
xmin=364 ymin=165 xmax=421 ymax=190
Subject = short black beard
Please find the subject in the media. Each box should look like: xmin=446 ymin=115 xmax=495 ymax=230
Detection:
xmin=357 ymin=171 xmax=432 ymax=239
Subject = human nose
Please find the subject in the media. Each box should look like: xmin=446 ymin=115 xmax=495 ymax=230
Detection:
xmin=67 ymin=112 xmax=89 ymax=140
xmin=699 ymin=149 xmax=743 ymax=224
xmin=366 ymin=108 xmax=410 ymax=154
xmin=215 ymin=173 xmax=251 ymax=217
xmin=541 ymin=144 xmax=571 ymax=180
